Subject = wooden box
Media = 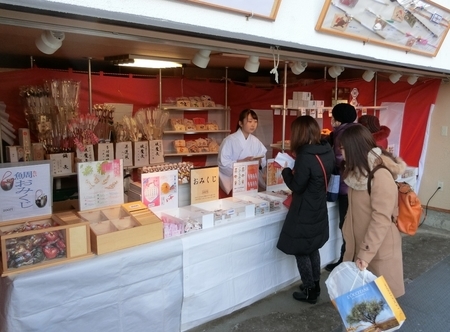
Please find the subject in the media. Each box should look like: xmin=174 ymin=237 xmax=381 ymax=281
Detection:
xmin=77 ymin=201 xmax=163 ymax=255
xmin=0 ymin=213 xmax=92 ymax=276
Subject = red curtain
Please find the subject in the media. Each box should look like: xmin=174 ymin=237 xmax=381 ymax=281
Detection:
xmin=0 ymin=68 xmax=440 ymax=167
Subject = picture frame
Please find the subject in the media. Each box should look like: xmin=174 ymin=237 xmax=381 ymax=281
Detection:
xmin=184 ymin=0 xmax=282 ymax=21
xmin=315 ymin=0 xmax=450 ymax=57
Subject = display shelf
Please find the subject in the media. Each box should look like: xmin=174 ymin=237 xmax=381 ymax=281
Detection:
xmin=161 ymin=106 xmax=230 ymax=112
xmin=164 ymin=151 xmax=219 ymax=157
xmin=270 ymin=143 xmax=290 ymax=150
xmin=162 ymin=106 xmax=230 ymax=158
xmin=163 ymin=130 xmax=230 ymax=135
xmin=271 ymin=105 xmax=387 ymax=111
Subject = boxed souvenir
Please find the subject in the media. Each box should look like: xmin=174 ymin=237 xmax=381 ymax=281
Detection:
xmin=192 ymin=199 xmax=255 ymax=226
xmin=0 ymin=212 xmax=92 ymax=276
xmin=76 ymin=145 xmax=95 ymax=163
xmin=77 ymin=201 xmax=162 ymax=255
xmin=115 ymin=141 xmax=133 ymax=167
xmin=226 ymin=195 xmax=270 ymax=215
xmin=46 ymin=152 xmax=74 ymax=175
xmin=255 ymin=193 xmax=285 ymax=211
xmin=157 ymin=205 xmax=214 ymax=238
xmin=95 ymin=142 xmax=114 ymax=161
xmin=133 ymin=141 xmax=149 ymax=166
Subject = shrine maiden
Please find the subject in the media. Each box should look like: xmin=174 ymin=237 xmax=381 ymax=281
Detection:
xmin=218 ymin=109 xmax=267 ymax=195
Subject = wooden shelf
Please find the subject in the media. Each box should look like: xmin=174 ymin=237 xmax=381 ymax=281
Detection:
xmin=164 ymin=152 xmax=219 ymax=157
xmin=271 ymin=105 xmax=387 ymax=111
xmin=163 ymin=130 xmax=230 ymax=135
xmin=161 ymin=106 xmax=229 ymax=111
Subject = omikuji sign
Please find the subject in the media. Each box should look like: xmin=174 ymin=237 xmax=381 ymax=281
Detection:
xmin=0 ymin=161 xmax=52 ymax=222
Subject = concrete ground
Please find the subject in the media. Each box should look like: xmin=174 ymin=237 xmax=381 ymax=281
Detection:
xmin=187 ymin=211 xmax=450 ymax=332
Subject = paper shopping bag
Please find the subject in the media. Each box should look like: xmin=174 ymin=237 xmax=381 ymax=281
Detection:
xmin=333 ymin=276 xmax=406 ymax=332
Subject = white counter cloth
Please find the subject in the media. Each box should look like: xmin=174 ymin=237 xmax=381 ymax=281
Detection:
xmin=0 ymin=237 xmax=183 ymax=332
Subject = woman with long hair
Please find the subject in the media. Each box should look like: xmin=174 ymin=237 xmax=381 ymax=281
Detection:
xmin=339 ymin=125 xmax=406 ymax=298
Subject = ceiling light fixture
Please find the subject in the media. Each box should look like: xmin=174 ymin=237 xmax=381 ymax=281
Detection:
xmin=35 ymin=30 xmax=65 ymax=55
xmin=389 ymin=73 xmax=402 ymax=84
xmin=362 ymin=70 xmax=375 ymax=82
xmin=328 ymin=66 xmax=345 ymax=78
xmin=244 ymin=55 xmax=260 ymax=73
xmin=192 ymin=49 xmax=211 ymax=68
xmin=105 ymin=54 xmax=189 ymax=68
xmin=290 ymin=61 xmax=308 ymax=75
xmin=407 ymin=75 xmax=419 ymax=85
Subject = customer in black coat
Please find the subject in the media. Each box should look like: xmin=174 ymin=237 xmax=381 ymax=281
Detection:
xmin=276 ymin=115 xmax=335 ymax=304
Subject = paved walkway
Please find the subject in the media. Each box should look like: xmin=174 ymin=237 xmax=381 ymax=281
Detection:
xmin=188 ymin=223 xmax=450 ymax=332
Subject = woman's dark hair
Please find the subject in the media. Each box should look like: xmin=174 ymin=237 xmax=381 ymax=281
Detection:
xmin=236 ymin=109 xmax=258 ymax=131
xmin=339 ymin=125 xmax=394 ymax=179
xmin=290 ymin=115 xmax=321 ymax=152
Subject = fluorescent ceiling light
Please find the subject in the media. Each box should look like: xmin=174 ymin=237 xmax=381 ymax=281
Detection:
xmin=105 ymin=54 xmax=189 ymax=68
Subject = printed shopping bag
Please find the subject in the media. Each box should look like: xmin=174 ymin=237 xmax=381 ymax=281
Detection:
xmin=326 ymin=262 xmax=405 ymax=332
xmin=327 ymin=173 xmax=340 ymax=202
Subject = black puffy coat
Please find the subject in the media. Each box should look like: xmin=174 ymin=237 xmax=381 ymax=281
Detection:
xmin=276 ymin=140 xmax=335 ymax=255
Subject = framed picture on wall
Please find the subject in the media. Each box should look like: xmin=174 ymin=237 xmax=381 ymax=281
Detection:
xmin=184 ymin=0 xmax=282 ymax=20
xmin=315 ymin=0 xmax=450 ymax=57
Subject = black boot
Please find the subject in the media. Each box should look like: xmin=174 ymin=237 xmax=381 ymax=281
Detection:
xmin=325 ymin=258 xmax=342 ymax=272
xmin=293 ymin=287 xmax=317 ymax=304
xmin=299 ymin=280 xmax=321 ymax=296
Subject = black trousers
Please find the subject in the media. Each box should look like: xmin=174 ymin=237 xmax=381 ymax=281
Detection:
xmin=295 ymin=250 xmax=320 ymax=289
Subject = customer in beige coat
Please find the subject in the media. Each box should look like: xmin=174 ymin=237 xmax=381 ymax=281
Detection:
xmin=338 ymin=125 xmax=407 ymax=298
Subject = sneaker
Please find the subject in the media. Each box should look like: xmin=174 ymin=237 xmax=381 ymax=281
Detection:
xmin=325 ymin=261 xmax=340 ymax=272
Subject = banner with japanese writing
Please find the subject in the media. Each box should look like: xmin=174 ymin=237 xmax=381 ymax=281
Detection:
xmin=190 ymin=166 xmax=219 ymax=204
xmin=0 ymin=161 xmax=52 ymax=222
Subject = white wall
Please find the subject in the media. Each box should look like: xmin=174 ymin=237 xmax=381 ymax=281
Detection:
xmin=420 ymin=81 xmax=450 ymax=210
xmin=3 ymin=0 xmax=450 ymax=73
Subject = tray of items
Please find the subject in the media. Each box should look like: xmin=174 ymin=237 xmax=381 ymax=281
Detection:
xmin=225 ymin=195 xmax=270 ymax=215
xmin=192 ymin=199 xmax=255 ymax=226
xmin=0 ymin=212 xmax=92 ymax=276
xmin=77 ymin=201 xmax=162 ymax=255
xmin=156 ymin=206 xmax=215 ymax=238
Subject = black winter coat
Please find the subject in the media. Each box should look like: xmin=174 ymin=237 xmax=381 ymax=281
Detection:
xmin=276 ymin=140 xmax=335 ymax=255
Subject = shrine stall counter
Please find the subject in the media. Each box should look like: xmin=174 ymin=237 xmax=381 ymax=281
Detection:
xmin=0 ymin=201 xmax=341 ymax=332
xmin=180 ymin=200 xmax=340 ymax=331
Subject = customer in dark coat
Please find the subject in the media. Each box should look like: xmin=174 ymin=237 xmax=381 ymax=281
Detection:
xmin=277 ymin=116 xmax=335 ymax=304
xmin=325 ymin=103 xmax=360 ymax=272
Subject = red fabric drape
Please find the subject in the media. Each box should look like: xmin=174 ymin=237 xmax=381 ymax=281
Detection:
xmin=0 ymin=68 xmax=440 ymax=167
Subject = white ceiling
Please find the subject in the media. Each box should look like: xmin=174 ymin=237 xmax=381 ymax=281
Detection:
xmin=0 ymin=7 xmax=447 ymax=80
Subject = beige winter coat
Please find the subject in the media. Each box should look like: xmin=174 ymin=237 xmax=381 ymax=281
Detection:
xmin=342 ymin=148 xmax=407 ymax=298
